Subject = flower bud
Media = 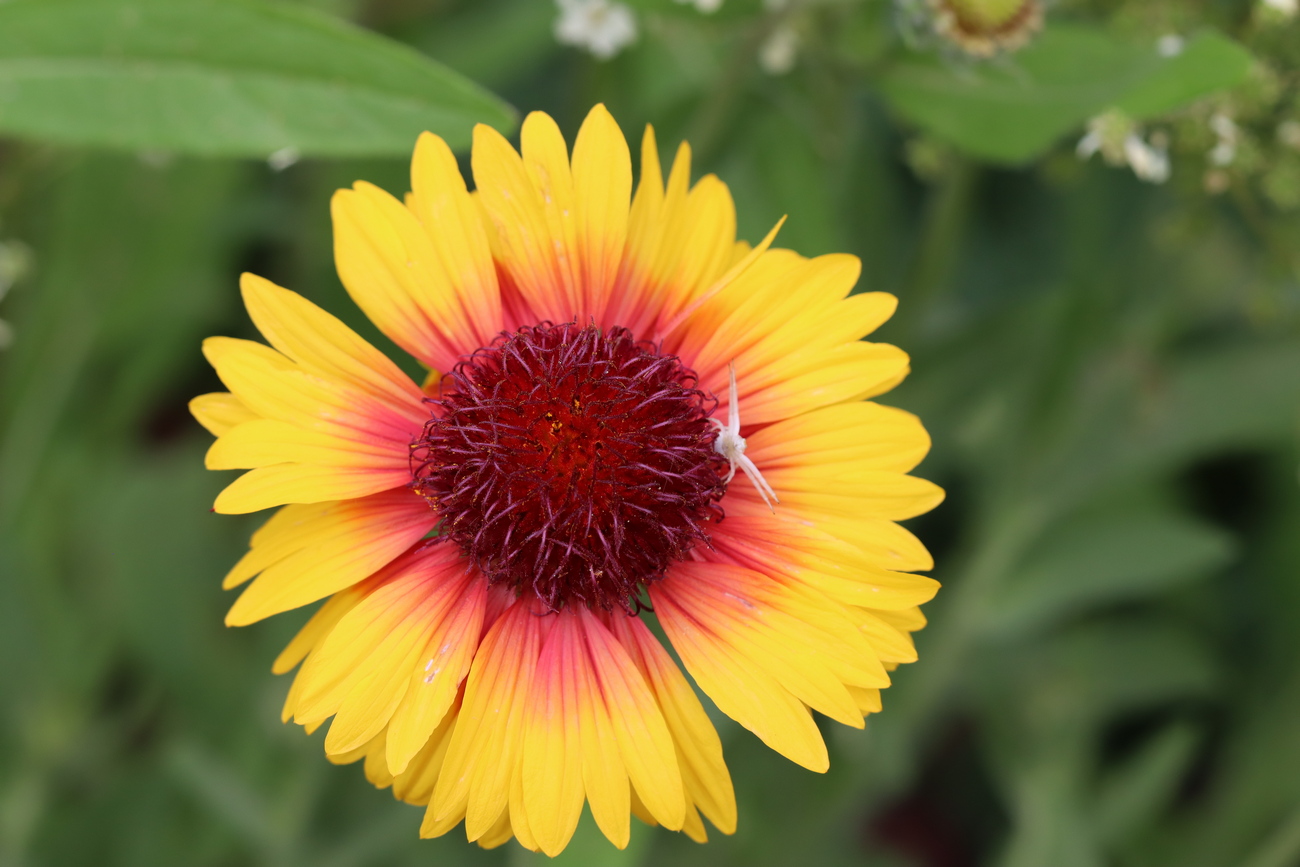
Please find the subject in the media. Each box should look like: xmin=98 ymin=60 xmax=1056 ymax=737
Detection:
xmin=928 ymin=0 xmax=1043 ymax=57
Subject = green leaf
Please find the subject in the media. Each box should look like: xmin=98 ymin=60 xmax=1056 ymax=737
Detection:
xmin=877 ymin=26 xmax=1251 ymax=163
xmin=1119 ymin=340 xmax=1300 ymax=477
xmin=0 ymin=0 xmax=516 ymax=157
xmin=1116 ymin=32 xmax=1253 ymax=119
xmin=1092 ymin=723 xmax=1199 ymax=845
xmin=983 ymin=510 xmax=1235 ymax=638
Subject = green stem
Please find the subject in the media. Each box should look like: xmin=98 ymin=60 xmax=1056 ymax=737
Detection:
xmin=895 ymin=157 xmax=978 ymax=339
xmin=1239 ymin=801 xmax=1300 ymax=867
xmin=895 ymin=496 xmax=1050 ymax=726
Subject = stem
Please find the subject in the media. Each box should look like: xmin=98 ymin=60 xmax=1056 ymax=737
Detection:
xmin=894 ymin=496 xmax=1050 ymax=727
xmin=1239 ymin=801 xmax=1300 ymax=867
xmin=895 ymin=157 xmax=978 ymax=339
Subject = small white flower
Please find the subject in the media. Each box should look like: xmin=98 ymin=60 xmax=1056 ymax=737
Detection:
xmin=759 ymin=25 xmax=799 ymax=75
xmin=675 ymin=0 xmax=724 ymax=12
xmin=711 ymin=363 xmax=779 ymax=513
xmin=0 ymin=239 xmax=32 ymax=351
xmin=1156 ymin=34 xmax=1185 ymax=57
xmin=1278 ymin=120 xmax=1300 ymax=150
xmin=1262 ymin=0 xmax=1298 ymax=16
xmin=1124 ymin=133 xmax=1170 ymax=184
xmin=554 ymin=0 xmax=638 ymax=60
xmin=1078 ymin=112 xmax=1170 ymax=184
xmin=267 ymin=146 xmax=300 ymax=172
xmin=1208 ymin=113 xmax=1238 ymax=167
xmin=1076 ymin=129 xmax=1103 ymax=159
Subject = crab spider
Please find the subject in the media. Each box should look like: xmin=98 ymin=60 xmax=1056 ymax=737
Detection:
xmin=710 ymin=362 xmax=779 ymax=513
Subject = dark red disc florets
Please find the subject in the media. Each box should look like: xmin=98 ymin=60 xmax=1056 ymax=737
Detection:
xmin=411 ymin=322 xmax=726 ymax=612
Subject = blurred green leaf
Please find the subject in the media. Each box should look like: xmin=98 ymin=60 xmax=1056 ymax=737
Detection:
xmin=0 ymin=0 xmax=516 ymax=157
xmin=1092 ymin=722 xmax=1198 ymax=845
xmin=983 ymin=509 xmax=1235 ymax=638
xmin=996 ymin=757 xmax=1102 ymax=867
xmin=877 ymin=27 xmax=1251 ymax=163
xmin=1122 ymin=340 xmax=1300 ymax=473
xmin=1239 ymin=804 xmax=1300 ymax=867
xmin=1116 ymin=32 xmax=1253 ymax=119
xmin=412 ymin=0 xmax=559 ymax=92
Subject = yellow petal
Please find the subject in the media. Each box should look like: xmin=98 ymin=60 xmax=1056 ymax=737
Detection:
xmin=471 ymin=123 xmax=564 ymax=323
xmin=333 ymin=183 xmax=489 ymax=372
xmin=572 ymin=104 xmax=632 ymax=318
xmin=291 ymin=547 xmax=468 ymax=749
xmin=607 ymin=613 xmax=736 ymax=836
xmin=847 ymin=686 xmax=882 ymax=715
xmin=272 ymin=581 xmax=369 ymax=675
xmin=213 ymin=463 xmax=396 ymax=515
xmin=581 ymin=610 xmax=686 ymax=830
xmin=239 ymin=273 xmax=424 ymax=411
xmin=777 ymin=473 xmax=946 ymax=522
xmin=477 ymin=808 xmax=517 ymax=850
xmin=577 ymin=656 xmax=631 ymax=849
xmin=874 ymin=606 xmax=928 ymax=633
xmin=392 ymin=689 xmax=462 ymax=805
xmin=205 ymin=418 xmax=403 ymax=470
xmin=225 ymin=489 xmax=434 ymax=626
xmin=851 ymin=608 xmax=919 ymax=664
xmin=520 ymin=110 xmax=582 ymax=316
xmin=655 ymin=582 xmax=828 ymax=772
xmin=408 ymin=132 xmax=502 ymax=337
xmin=190 ymin=392 xmax=257 ymax=437
xmin=521 ymin=610 xmax=587 ymax=856
xmin=386 ymin=576 xmax=487 ymax=776
xmin=737 ymin=341 xmax=912 ymax=426
xmin=432 ymin=601 xmax=541 ymax=841
xmin=748 ymin=402 xmax=931 ymax=476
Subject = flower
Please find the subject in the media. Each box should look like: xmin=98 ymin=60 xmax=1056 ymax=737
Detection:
xmin=0 ymin=240 xmax=32 ymax=351
xmin=191 ymin=105 xmax=942 ymax=855
xmin=1279 ymin=120 xmax=1300 ymax=150
xmin=927 ymin=0 xmax=1044 ymax=57
xmin=759 ymin=25 xmax=800 ymax=75
xmin=1156 ymin=34 xmax=1185 ymax=58
xmin=1208 ymin=113 xmax=1239 ymax=167
xmin=554 ymin=0 xmax=637 ymax=60
xmin=1077 ymin=111 xmax=1171 ymax=185
xmin=676 ymin=0 xmax=725 ymax=13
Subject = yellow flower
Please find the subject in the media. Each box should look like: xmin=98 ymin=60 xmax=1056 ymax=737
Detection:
xmin=190 ymin=105 xmax=943 ymax=855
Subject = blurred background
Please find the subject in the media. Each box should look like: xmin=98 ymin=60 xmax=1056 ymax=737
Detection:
xmin=2 ymin=0 xmax=1300 ymax=865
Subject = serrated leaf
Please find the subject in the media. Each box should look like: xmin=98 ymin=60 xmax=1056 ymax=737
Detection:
xmin=877 ymin=26 xmax=1251 ymax=163
xmin=0 ymin=0 xmax=516 ymax=157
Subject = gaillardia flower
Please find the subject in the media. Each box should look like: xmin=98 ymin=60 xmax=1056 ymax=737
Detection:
xmin=191 ymin=105 xmax=943 ymax=855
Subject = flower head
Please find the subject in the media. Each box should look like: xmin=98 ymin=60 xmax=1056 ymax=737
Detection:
xmin=1077 ymin=110 xmax=1171 ymax=185
xmin=927 ymin=0 xmax=1044 ymax=57
xmin=192 ymin=105 xmax=942 ymax=855
xmin=554 ymin=0 xmax=637 ymax=60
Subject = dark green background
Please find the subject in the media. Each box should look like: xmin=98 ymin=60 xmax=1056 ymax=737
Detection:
xmin=2 ymin=1 xmax=1299 ymax=865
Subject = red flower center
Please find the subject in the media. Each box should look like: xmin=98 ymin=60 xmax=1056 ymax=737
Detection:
xmin=411 ymin=322 xmax=726 ymax=612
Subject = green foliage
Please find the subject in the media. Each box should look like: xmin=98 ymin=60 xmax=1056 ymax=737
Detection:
xmin=0 ymin=0 xmax=516 ymax=157
xmin=2 ymin=1 xmax=1299 ymax=867
xmin=879 ymin=27 xmax=1251 ymax=163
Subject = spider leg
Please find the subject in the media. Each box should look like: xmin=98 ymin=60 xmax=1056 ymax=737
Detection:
xmin=737 ymin=453 xmax=779 ymax=513
xmin=727 ymin=362 xmax=740 ymax=433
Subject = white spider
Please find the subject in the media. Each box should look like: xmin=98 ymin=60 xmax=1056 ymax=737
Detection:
xmin=710 ymin=362 xmax=779 ymax=513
